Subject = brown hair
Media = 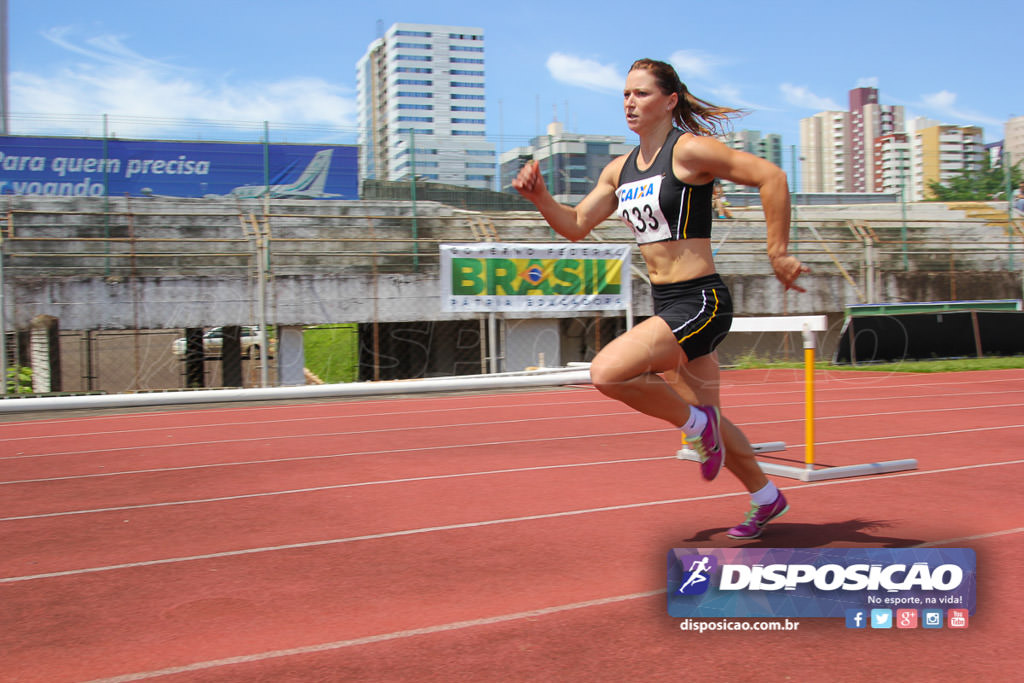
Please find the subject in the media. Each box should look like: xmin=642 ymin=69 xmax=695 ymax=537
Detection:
xmin=629 ymin=58 xmax=744 ymax=136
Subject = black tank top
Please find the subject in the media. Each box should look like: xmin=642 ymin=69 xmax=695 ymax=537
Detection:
xmin=615 ymin=128 xmax=714 ymax=244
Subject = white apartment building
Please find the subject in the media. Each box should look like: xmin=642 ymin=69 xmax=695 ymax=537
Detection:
xmin=862 ymin=103 xmax=905 ymax=192
xmin=873 ymin=133 xmax=912 ymax=196
xmin=356 ymin=23 xmax=496 ymax=190
xmin=799 ymin=111 xmax=849 ymax=193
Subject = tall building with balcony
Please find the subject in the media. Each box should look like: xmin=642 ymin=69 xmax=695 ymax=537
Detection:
xmin=873 ymin=132 xmax=912 ymax=196
xmin=848 ymin=87 xmax=878 ymax=193
xmin=718 ymin=130 xmax=784 ymax=191
xmin=849 ymin=87 xmax=905 ymax=193
xmin=913 ymin=124 xmax=984 ymax=200
xmin=862 ymin=103 xmax=904 ymax=192
xmin=799 ymin=111 xmax=849 ymax=193
xmin=356 ymin=22 xmax=496 ymax=190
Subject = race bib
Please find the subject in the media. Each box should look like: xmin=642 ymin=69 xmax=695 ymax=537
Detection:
xmin=617 ymin=174 xmax=672 ymax=244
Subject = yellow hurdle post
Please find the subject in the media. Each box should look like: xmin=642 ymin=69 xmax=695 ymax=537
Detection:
xmin=678 ymin=315 xmax=916 ymax=481
xmin=802 ymin=323 xmax=816 ymax=470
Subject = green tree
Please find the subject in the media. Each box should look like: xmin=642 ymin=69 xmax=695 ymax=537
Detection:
xmin=5 ymin=366 xmax=32 ymax=393
xmin=927 ymin=156 xmax=1022 ymax=201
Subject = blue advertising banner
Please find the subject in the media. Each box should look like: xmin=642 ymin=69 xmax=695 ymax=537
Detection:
xmin=667 ymin=547 xmax=976 ymax=618
xmin=0 ymin=136 xmax=359 ymax=199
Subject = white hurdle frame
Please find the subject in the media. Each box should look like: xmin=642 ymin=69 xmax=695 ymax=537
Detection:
xmin=676 ymin=315 xmax=918 ymax=482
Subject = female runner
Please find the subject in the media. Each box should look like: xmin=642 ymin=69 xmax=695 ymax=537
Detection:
xmin=512 ymin=58 xmax=808 ymax=539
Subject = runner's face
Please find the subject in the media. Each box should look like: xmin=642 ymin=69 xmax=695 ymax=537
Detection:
xmin=623 ymin=69 xmax=675 ymax=133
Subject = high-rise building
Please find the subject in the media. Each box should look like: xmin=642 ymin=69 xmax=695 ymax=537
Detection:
xmin=848 ymin=87 xmax=906 ymax=193
xmin=847 ymin=87 xmax=878 ymax=193
xmin=718 ymin=130 xmax=784 ymax=191
xmin=862 ymin=103 xmax=904 ymax=192
xmin=873 ymin=132 xmax=912 ymax=196
xmin=356 ymin=22 xmax=496 ymax=190
xmin=913 ymin=124 xmax=984 ymax=200
xmin=802 ymin=85 xmax=908 ymax=195
xmin=799 ymin=111 xmax=849 ymax=193
xmin=1005 ymin=115 xmax=1024 ymax=170
xmin=499 ymin=121 xmax=632 ymax=205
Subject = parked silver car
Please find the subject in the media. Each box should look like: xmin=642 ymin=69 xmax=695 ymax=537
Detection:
xmin=171 ymin=326 xmax=272 ymax=359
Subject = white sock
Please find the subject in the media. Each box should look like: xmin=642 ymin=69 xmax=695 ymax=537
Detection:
xmin=751 ymin=482 xmax=779 ymax=506
xmin=680 ymin=405 xmax=708 ymax=437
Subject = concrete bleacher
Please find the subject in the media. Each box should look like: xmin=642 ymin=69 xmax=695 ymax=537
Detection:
xmin=2 ymin=195 xmax=1021 ymax=331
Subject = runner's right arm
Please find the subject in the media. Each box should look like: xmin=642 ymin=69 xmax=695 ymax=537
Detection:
xmin=512 ymin=159 xmax=622 ymax=242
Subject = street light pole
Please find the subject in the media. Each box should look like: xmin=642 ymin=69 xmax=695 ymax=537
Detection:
xmin=0 ymin=0 xmax=8 ymax=135
xmin=899 ymin=147 xmax=909 ymax=271
xmin=0 ymin=232 xmax=7 ymax=395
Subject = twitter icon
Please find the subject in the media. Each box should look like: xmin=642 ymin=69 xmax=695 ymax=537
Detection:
xmin=870 ymin=609 xmax=893 ymax=629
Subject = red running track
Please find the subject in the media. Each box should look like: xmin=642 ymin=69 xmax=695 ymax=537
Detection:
xmin=1 ymin=368 xmax=1022 ymax=682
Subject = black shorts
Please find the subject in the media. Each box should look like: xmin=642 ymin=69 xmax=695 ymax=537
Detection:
xmin=651 ymin=274 xmax=733 ymax=360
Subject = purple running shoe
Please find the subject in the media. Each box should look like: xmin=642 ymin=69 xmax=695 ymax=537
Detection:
xmin=684 ymin=405 xmax=724 ymax=481
xmin=726 ymin=492 xmax=789 ymax=539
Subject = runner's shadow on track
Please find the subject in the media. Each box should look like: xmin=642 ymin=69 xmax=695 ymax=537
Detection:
xmin=681 ymin=519 xmax=926 ymax=548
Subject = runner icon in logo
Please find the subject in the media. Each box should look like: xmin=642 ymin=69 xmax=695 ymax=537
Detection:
xmin=678 ymin=556 xmax=714 ymax=595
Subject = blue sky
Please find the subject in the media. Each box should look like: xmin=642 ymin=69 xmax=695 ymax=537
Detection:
xmin=7 ymin=0 xmax=1022 ymax=166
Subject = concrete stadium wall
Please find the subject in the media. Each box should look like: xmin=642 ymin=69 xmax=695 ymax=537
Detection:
xmin=3 ymin=196 xmax=1022 ymax=331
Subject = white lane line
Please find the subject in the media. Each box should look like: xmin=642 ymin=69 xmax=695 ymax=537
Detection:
xmin=4 ymin=387 xmax=1022 ymax=462
xmin=0 ymin=397 xmax=616 ymax=443
xmin=0 ymin=411 xmax=643 ymax=460
xmin=0 ymin=428 xmax=672 ymax=487
xmin=814 ymin=422 xmax=1024 ymax=447
xmin=0 ymin=490 xmax=749 ymax=584
xmin=913 ymin=527 xmax=1024 ymax=547
xmin=5 ymin=457 xmax=1024 ymax=584
xmin=0 ymin=456 xmax=675 ymax=521
xmin=4 ymin=421 xmax=1022 ymax=489
xmin=4 ymin=370 xmax=1021 ymax=440
xmin=3 ymin=375 xmax=1021 ymax=449
xmin=82 ymin=589 xmax=667 ymax=683
xmin=0 ymin=389 xmax=604 ymax=431
xmin=81 ymin=520 xmax=1024 ymax=682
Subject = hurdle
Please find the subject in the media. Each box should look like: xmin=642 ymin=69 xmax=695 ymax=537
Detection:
xmin=676 ymin=314 xmax=918 ymax=482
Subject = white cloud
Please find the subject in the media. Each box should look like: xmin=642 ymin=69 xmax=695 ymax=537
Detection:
xmin=668 ymin=50 xmax=721 ymax=81
xmin=43 ymin=26 xmax=172 ymax=71
xmin=920 ymin=90 xmax=1002 ymax=127
xmin=545 ymin=53 xmax=622 ymax=93
xmin=856 ymin=76 xmax=879 ymax=89
xmin=779 ymin=83 xmax=841 ymax=111
xmin=9 ymin=28 xmax=358 ymax=137
xmin=704 ymin=84 xmax=776 ymax=112
xmin=922 ymin=90 xmax=957 ymax=110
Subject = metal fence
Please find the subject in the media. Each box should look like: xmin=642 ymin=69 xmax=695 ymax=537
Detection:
xmin=2 ymin=196 xmax=1023 ymax=399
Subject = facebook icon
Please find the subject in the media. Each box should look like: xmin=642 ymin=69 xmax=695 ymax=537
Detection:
xmin=845 ymin=609 xmax=867 ymax=629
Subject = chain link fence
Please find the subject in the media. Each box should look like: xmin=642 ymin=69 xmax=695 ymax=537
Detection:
xmin=3 ymin=194 xmax=1021 ymax=400
xmin=1 ymin=113 xmax=1022 ymax=398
